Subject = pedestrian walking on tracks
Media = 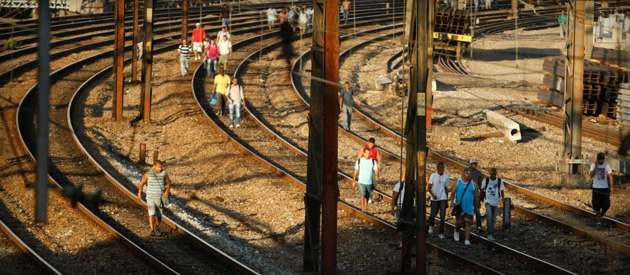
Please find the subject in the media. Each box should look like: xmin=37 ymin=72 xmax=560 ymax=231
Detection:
xmin=212 ymin=68 xmax=231 ymax=116
xmin=267 ymin=7 xmax=278 ymax=30
xmin=391 ymin=168 xmax=407 ymax=247
xmin=220 ymin=3 xmax=230 ymax=27
xmin=466 ymin=158 xmax=484 ymax=233
xmin=339 ymin=81 xmax=359 ymax=131
xmin=353 ymin=148 xmax=380 ymax=212
xmin=428 ymin=163 xmax=450 ymax=239
xmin=192 ymin=23 xmax=206 ymax=61
xmin=480 ymin=168 xmax=504 ymax=241
xmin=137 ymin=160 xmax=171 ymax=236
xmin=204 ymin=38 xmax=219 ymax=78
xmin=589 ymin=152 xmax=614 ymax=226
xmin=178 ymin=40 xmax=191 ymax=76
xmin=342 ymin=0 xmax=351 ymax=24
xmin=450 ymin=168 xmax=478 ymax=246
xmin=217 ymin=34 xmax=232 ymax=71
xmin=226 ymin=77 xmax=245 ymax=128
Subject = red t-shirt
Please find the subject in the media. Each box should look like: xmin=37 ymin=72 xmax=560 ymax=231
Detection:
xmin=192 ymin=29 xmax=206 ymax=43
xmin=364 ymin=145 xmax=378 ymax=160
xmin=207 ymin=44 xmax=218 ymax=59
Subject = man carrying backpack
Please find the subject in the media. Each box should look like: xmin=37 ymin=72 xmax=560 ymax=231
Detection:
xmin=480 ymin=168 xmax=504 ymax=241
xmin=353 ymin=148 xmax=380 ymax=212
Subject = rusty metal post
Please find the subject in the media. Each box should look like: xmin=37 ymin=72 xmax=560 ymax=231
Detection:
xmin=400 ymin=0 xmax=431 ymax=272
xmin=113 ymin=0 xmax=125 ymax=121
xmin=139 ymin=143 xmax=146 ymax=164
xmin=511 ymin=0 xmax=518 ymax=18
xmin=132 ymin=0 xmax=139 ymax=81
xmin=304 ymin=0 xmax=340 ymax=273
xmin=141 ymin=0 xmax=154 ymax=122
xmin=153 ymin=150 xmax=159 ymax=164
xmin=36 ymin=0 xmax=51 ymax=223
xmin=182 ymin=0 xmax=189 ymax=41
xmin=502 ymin=198 xmax=511 ymax=230
xmin=563 ymin=0 xmax=585 ymax=164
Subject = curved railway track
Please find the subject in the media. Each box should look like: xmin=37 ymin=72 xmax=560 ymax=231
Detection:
xmin=287 ymin=26 xmax=630 ymax=273
xmin=0 ymin=218 xmax=60 ymax=274
xmin=184 ymin=14 xmax=585 ymax=271
xmin=1 ymin=1 xmax=405 ymax=272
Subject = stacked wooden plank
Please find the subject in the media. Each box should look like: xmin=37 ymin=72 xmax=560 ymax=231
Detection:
xmin=539 ymin=57 xmax=627 ymax=118
xmin=616 ymin=84 xmax=630 ymax=126
xmin=434 ymin=8 xmax=469 ymax=35
xmin=591 ymin=47 xmax=630 ymax=70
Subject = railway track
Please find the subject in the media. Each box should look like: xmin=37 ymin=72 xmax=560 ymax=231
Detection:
xmin=0 ymin=1 xmax=407 ymax=273
xmin=0 ymin=218 xmax=60 ymax=274
xmin=288 ymin=28 xmax=630 ymax=273
xmin=184 ymin=12 xmax=584 ymax=271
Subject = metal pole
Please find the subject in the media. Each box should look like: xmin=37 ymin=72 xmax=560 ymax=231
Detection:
xmin=392 ymin=0 xmax=395 ymax=38
xmin=141 ymin=0 xmax=155 ymax=123
xmin=502 ymin=198 xmax=511 ymax=230
xmin=36 ymin=0 xmax=51 ymax=223
xmin=132 ymin=0 xmax=139 ymax=81
xmin=563 ymin=0 xmax=585 ymax=162
xmin=113 ymin=0 xmax=125 ymax=121
xmin=182 ymin=0 xmax=189 ymax=41
xmin=515 ymin=9 xmax=518 ymax=62
xmin=304 ymin=0 xmax=340 ymax=273
xmin=353 ymin=0 xmax=356 ymax=37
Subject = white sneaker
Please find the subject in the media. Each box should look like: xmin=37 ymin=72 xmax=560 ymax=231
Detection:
xmin=428 ymin=226 xmax=434 ymax=234
xmin=487 ymin=235 xmax=495 ymax=241
xmin=229 ymin=125 xmax=233 ymax=128
xmin=368 ymin=198 xmax=373 ymax=204
xmin=464 ymin=240 xmax=471 ymax=246
xmin=236 ymin=124 xmax=241 ymax=128
xmin=438 ymin=234 xmax=445 ymax=239
xmin=453 ymin=231 xmax=460 ymax=242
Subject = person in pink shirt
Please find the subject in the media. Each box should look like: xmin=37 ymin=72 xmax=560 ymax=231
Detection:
xmin=204 ymin=38 xmax=219 ymax=78
xmin=192 ymin=23 xmax=206 ymax=61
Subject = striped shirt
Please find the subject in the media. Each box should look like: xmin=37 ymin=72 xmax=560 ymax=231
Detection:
xmin=178 ymin=44 xmax=191 ymax=58
xmin=146 ymin=170 xmax=166 ymax=199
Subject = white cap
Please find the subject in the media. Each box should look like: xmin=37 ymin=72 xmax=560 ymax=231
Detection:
xmin=469 ymin=158 xmax=478 ymax=164
xmin=195 ymin=23 xmax=201 ymax=26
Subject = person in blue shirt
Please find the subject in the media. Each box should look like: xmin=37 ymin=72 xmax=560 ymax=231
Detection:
xmin=449 ymin=168 xmax=479 ymax=246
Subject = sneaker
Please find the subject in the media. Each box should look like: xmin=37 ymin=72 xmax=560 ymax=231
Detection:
xmin=236 ymin=124 xmax=241 ymax=128
xmin=368 ymin=198 xmax=373 ymax=204
xmin=453 ymin=231 xmax=460 ymax=242
xmin=464 ymin=240 xmax=471 ymax=246
xmin=428 ymin=226 xmax=434 ymax=234
xmin=438 ymin=234 xmax=445 ymax=239
xmin=229 ymin=125 xmax=233 ymax=128
xmin=487 ymin=235 xmax=495 ymax=241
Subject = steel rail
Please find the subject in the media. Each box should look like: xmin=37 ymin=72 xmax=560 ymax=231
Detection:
xmin=0 ymin=218 xmax=61 ymax=275
xmin=189 ymin=26 xmax=503 ymax=275
xmin=284 ymin=30 xmax=576 ymax=275
xmin=13 ymin=4 xmax=406 ymax=274
xmin=0 ymin=5 xmax=405 ymax=78
xmin=12 ymin=20 xmax=281 ymax=275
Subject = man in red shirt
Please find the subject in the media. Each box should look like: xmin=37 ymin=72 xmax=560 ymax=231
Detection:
xmin=192 ymin=23 xmax=206 ymax=61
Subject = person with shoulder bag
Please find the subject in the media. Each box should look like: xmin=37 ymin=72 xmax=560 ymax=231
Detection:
xmin=449 ymin=168 xmax=478 ymax=246
xmin=589 ymin=152 xmax=614 ymax=227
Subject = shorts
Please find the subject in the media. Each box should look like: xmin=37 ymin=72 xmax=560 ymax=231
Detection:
xmin=299 ymin=22 xmax=306 ymax=29
xmin=193 ymin=42 xmax=203 ymax=53
xmin=268 ymin=19 xmax=275 ymax=26
xmin=456 ymin=212 xmax=474 ymax=227
xmin=592 ymin=188 xmax=610 ymax=212
xmin=147 ymin=197 xmax=163 ymax=217
xmin=219 ymin=54 xmax=229 ymax=65
xmin=358 ymin=183 xmax=373 ymax=199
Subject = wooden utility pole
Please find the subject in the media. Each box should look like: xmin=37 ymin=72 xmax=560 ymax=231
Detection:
xmin=132 ymin=0 xmax=139 ymax=81
xmin=141 ymin=0 xmax=154 ymax=122
xmin=113 ymin=0 xmax=125 ymax=121
xmin=304 ymin=0 xmax=340 ymax=273
xmin=400 ymin=0 xmax=432 ymax=272
xmin=182 ymin=0 xmax=189 ymax=41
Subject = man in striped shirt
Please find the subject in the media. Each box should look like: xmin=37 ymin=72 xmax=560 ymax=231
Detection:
xmin=178 ymin=40 xmax=191 ymax=76
xmin=138 ymin=160 xmax=171 ymax=235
